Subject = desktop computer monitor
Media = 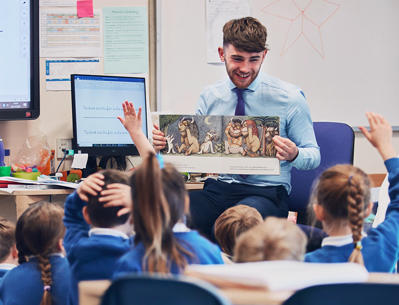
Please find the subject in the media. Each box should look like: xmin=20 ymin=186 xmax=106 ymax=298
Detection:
xmin=71 ymin=74 xmax=148 ymax=157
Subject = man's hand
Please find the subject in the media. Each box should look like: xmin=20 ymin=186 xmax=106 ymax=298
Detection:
xmin=152 ymin=124 xmax=167 ymax=152
xmin=359 ymin=112 xmax=396 ymax=161
xmin=272 ymin=136 xmax=299 ymax=161
xmin=77 ymin=173 xmax=104 ymax=202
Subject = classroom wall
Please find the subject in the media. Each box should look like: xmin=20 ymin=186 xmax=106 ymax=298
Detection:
xmin=0 ymin=0 xmax=397 ymax=175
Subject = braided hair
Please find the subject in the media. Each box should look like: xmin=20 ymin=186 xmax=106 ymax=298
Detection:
xmin=15 ymin=202 xmax=65 ymax=305
xmin=311 ymin=164 xmax=370 ymax=265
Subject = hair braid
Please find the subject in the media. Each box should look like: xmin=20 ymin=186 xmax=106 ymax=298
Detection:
xmin=347 ymin=177 xmax=365 ymax=265
xmin=38 ymin=255 xmax=53 ymax=305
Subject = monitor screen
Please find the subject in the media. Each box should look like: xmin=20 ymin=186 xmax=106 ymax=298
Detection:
xmin=0 ymin=0 xmax=39 ymax=120
xmin=71 ymin=74 xmax=148 ymax=156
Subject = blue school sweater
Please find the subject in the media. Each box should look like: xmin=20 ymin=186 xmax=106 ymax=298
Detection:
xmin=63 ymin=192 xmax=132 ymax=304
xmin=0 ymin=255 xmax=70 ymax=305
xmin=305 ymin=157 xmax=399 ymax=272
xmin=113 ymin=230 xmax=224 ymax=278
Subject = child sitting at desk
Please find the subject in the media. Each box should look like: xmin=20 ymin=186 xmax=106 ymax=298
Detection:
xmin=305 ymin=112 xmax=399 ymax=272
xmin=0 ymin=202 xmax=70 ymax=305
xmin=234 ymin=217 xmax=307 ymax=262
xmin=63 ymin=169 xmax=133 ymax=304
xmin=214 ymin=205 xmax=263 ymax=262
xmin=0 ymin=218 xmax=18 ymax=280
xmin=110 ymin=101 xmax=223 ymax=276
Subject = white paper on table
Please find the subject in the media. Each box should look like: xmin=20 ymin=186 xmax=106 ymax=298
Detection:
xmin=40 ymin=8 xmax=102 ymax=57
xmin=187 ymin=261 xmax=368 ymax=291
xmin=206 ymin=0 xmax=250 ymax=63
xmin=45 ymin=58 xmax=101 ymax=91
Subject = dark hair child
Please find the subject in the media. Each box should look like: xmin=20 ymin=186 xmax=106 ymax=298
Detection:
xmin=0 ymin=202 xmax=70 ymax=305
xmin=63 ymin=169 xmax=133 ymax=305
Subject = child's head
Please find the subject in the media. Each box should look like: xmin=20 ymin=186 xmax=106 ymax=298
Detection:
xmin=130 ymin=153 xmax=190 ymax=273
xmin=0 ymin=218 xmax=17 ymax=265
xmin=214 ymin=205 xmax=263 ymax=256
xmin=84 ymin=169 xmax=130 ymax=228
xmin=234 ymin=217 xmax=307 ymax=262
xmin=16 ymin=202 xmax=65 ymax=305
xmin=311 ymin=164 xmax=371 ymax=265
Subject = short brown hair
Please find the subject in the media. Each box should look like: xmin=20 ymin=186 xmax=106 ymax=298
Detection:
xmin=234 ymin=217 xmax=307 ymax=262
xmin=223 ymin=17 xmax=268 ymax=52
xmin=0 ymin=218 xmax=16 ymax=263
xmin=214 ymin=205 xmax=263 ymax=256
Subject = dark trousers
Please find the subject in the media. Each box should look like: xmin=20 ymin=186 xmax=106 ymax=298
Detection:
xmin=189 ymin=178 xmax=289 ymax=241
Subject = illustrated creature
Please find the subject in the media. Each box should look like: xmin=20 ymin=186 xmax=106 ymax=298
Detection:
xmin=165 ymin=134 xmax=176 ymax=154
xmin=176 ymin=117 xmax=200 ymax=155
xmin=224 ymin=118 xmax=245 ymax=155
xmin=262 ymin=125 xmax=279 ymax=157
xmin=241 ymin=120 xmax=261 ymax=157
xmin=198 ymin=130 xmax=217 ymax=154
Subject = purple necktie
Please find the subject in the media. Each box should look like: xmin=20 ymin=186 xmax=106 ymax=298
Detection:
xmin=233 ymin=88 xmax=247 ymax=178
xmin=234 ymin=88 xmax=245 ymax=115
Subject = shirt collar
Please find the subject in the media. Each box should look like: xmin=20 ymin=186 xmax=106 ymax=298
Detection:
xmin=0 ymin=263 xmax=16 ymax=270
xmin=89 ymin=227 xmax=129 ymax=239
xmin=172 ymin=222 xmax=191 ymax=233
xmin=321 ymin=232 xmax=367 ymax=247
xmin=227 ymin=73 xmax=261 ymax=93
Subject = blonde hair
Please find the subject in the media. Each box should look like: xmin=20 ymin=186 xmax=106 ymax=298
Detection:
xmin=234 ymin=217 xmax=307 ymax=262
xmin=214 ymin=205 xmax=263 ymax=256
xmin=311 ymin=164 xmax=371 ymax=265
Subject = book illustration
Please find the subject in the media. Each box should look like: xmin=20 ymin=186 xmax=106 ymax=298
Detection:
xmin=159 ymin=115 xmax=279 ymax=158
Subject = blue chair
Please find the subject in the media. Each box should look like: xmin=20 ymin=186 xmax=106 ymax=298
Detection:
xmin=288 ymin=122 xmax=355 ymax=223
xmin=101 ymin=273 xmax=232 ymax=305
xmin=283 ymin=283 xmax=399 ymax=305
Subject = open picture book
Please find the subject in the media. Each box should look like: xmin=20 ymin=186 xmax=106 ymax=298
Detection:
xmin=155 ymin=114 xmax=280 ymax=175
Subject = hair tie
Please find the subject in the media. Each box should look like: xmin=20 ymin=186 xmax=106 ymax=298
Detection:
xmin=348 ymin=175 xmax=353 ymax=185
xmin=156 ymin=153 xmax=164 ymax=169
xmin=43 ymin=285 xmax=51 ymax=292
xmin=355 ymin=241 xmax=362 ymax=250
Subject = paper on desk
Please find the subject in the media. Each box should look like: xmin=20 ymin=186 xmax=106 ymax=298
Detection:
xmin=0 ymin=176 xmax=79 ymax=189
xmin=186 ymin=261 xmax=368 ymax=291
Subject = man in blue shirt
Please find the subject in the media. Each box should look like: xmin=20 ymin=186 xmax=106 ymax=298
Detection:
xmin=153 ymin=17 xmax=320 ymax=240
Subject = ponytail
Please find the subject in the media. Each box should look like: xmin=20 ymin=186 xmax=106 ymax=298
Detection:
xmin=132 ymin=153 xmax=192 ymax=273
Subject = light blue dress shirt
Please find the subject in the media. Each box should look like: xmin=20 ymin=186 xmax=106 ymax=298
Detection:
xmin=196 ymin=73 xmax=320 ymax=193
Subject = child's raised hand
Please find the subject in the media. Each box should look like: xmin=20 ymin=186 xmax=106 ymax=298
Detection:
xmin=359 ymin=112 xmax=396 ymax=161
xmin=77 ymin=173 xmax=104 ymax=202
xmin=100 ymin=183 xmax=132 ymax=216
xmin=118 ymin=101 xmax=142 ymax=136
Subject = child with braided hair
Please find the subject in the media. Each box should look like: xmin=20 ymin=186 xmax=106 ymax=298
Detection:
xmin=0 ymin=202 xmax=71 ymax=305
xmin=305 ymin=112 xmax=399 ymax=272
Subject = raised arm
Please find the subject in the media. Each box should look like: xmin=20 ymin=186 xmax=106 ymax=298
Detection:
xmin=359 ymin=112 xmax=396 ymax=161
xmin=118 ymin=101 xmax=155 ymax=158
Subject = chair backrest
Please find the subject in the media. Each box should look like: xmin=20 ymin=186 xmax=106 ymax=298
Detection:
xmin=100 ymin=273 xmax=231 ymax=305
xmin=287 ymin=122 xmax=354 ymax=220
xmin=283 ymin=283 xmax=399 ymax=305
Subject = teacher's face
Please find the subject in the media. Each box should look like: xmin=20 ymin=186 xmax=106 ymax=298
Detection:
xmin=218 ymin=44 xmax=267 ymax=89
